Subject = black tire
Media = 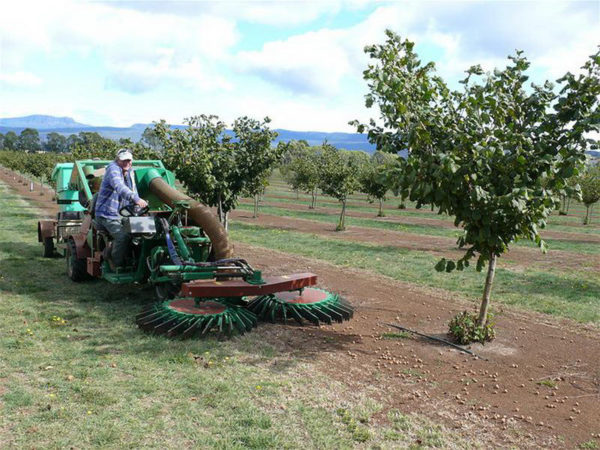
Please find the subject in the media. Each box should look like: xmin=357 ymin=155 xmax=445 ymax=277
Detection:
xmin=66 ymin=239 xmax=88 ymax=282
xmin=43 ymin=236 xmax=55 ymax=258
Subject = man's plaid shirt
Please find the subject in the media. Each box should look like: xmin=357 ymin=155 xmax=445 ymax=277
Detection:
xmin=94 ymin=161 xmax=140 ymax=220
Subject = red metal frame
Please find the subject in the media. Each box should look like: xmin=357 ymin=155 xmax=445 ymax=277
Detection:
xmin=180 ymin=273 xmax=318 ymax=298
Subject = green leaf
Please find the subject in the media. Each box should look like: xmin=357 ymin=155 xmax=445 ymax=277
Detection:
xmin=434 ymin=258 xmax=447 ymax=272
xmin=445 ymin=260 xmax=456 ymax=272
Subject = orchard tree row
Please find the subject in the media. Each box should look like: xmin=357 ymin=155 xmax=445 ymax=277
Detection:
xmin=0 ymin=150 xmax=70 ymax=183
xmin=0 ymin=128 xmax=162 ymax=155
xmin=279 ymin=140 xmax=398 ymax=229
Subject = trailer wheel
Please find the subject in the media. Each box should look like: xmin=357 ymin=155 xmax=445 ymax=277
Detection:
xmin=42 ymin=236 xmax=55 ymax=258
xmin=66 ymin=239 xmax=88 ymax=281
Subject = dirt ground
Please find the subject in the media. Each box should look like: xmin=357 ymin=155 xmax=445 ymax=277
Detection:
xmin=2 ymin=168 xmax=599 ymax=449
xmin=229 ymin=209 xmax=600 ymax=273
xmin=240 ymin=197 xmax=600 ymax=243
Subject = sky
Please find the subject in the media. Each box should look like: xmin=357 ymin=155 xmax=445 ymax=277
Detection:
xmin=0 ymin=0 xmax=598 ymax=132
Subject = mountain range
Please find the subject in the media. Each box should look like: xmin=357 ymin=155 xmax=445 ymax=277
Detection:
xmin=0 ymin=115 xmax=377 ymax=152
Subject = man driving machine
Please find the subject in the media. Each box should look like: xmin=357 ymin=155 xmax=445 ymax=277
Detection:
xmin=95 ymin=148 xmax=148 ymax=268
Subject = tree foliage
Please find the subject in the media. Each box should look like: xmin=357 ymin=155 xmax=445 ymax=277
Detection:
xmin=360 ymin=151 xmax=396 ymax=216
xmin=355 ymin=30 xmax=600 ymax=327
xmin=579 ymin=165 xmax=600 ymax=224
xmin=3 ymin=131 xmax=18 ymax=150
xmin=45 ymin=132 xmax=68 ymax=153
xmin=285 ymin=143 xmax=322 ymax=208
xmin=18 ymin=128 xmax=41 ymax=152
xmin=318 ymin=144 xmax=367 ymax=231
xmin=155 ymin=115 xmax=280 ymax=229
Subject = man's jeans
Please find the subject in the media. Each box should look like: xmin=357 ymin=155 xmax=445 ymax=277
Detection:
xmin=95 ymin=216 xmax=130 ymax=267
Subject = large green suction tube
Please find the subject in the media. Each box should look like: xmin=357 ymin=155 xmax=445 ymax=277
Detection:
xmin=144 ymin=170 xmax=234 ymax=260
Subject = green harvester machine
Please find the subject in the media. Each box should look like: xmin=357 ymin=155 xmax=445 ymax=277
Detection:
xmin=38 ymin=159 xmax=353 ymax=337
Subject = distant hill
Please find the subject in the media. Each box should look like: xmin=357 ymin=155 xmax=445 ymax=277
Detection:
xmin=0 ymin=115 xmax=91 ymax=129
xmin=0 ymin=115 xmax=377 ymax=152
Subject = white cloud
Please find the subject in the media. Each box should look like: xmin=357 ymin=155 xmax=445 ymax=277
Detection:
xmin=232 ymin=1 xmax=598 ymax=98
xmin=0 ymin=71 xmax=43 ymax=88
xmin=109 ymin=0 xmax=357 ymax=26
xmin=0 ymin=0 xmax=597 ymax=131
xmin=235 ymin=29 xmax=352 ymax=95
xmin=0 ymin=0 xmax=238 ymax=94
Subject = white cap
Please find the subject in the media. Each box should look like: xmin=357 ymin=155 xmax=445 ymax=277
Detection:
xmin=116 ymin=148 xmax=133 ymax=161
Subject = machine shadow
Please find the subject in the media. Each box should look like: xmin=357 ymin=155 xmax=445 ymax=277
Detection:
xmin=0 ymin=239 xmax=356 ymax=369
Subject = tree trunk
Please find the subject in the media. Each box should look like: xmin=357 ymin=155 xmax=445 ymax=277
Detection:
xmin=566 ymin=197 xmax=571 ymax=214
xmin=223 ymin=211 xmax=229 ymax=231
xmin=310 ymin=189 xmax=316 ymax=209
xmin=477 ymin=254 xmax=497 ymax=327
xmin=253 ymin=194 xmax=259 ymax=218
xmin=559 ymin=195 xmax=567 ymax=215
xmin=336 ymin=199 xmax=347 ymax=231
xmin=584 ymin=205 xmax=592 ymax=225
xmin=295 ymin=189 xmax=299 ymax=200
xmin=377 ymin=198 xmax=385 ymax=217
xmin=217 ymin=195 xmax=224 ymax=224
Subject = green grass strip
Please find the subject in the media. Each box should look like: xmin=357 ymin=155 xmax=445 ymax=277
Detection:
xmin=238 ymin=203 xmax=600 ymax=255
xmin=262 ymin=185 xmax=599 ymax=231
xmin=0 ymin=182 xmax=470 ymax=449
xmin=230 ymin=222 xmax=600 ymax=324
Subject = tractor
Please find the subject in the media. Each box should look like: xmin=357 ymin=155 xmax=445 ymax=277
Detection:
xmin=38 ymin=159 xmax=353 ymax=337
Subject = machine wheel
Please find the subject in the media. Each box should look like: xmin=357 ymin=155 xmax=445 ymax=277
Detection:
xmin=42 ymin=236 xmax=55 ymax=258
xmin=136 ymin=298 xmax=257 ymax=338
xmin=66 ymin=239 xmax=88 ymax=281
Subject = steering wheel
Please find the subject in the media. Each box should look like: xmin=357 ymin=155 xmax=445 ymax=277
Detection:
xmin=119 ymin=204 xmax=149 ymax=217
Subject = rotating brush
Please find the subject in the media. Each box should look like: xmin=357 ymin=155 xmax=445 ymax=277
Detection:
xmin=136 ymin=298 xmax=257 ymax=338
xmin=247 ymin=287 xmax=353 ymax=325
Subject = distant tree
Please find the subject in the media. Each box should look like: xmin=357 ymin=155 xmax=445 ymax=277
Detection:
xmin=66 ymin=134 xmax=82 ymax=152
xmin=0 ymin=133 xmax=4 ymax=149
xmin=118 ymin=138 xmax=134 ymax=147
xmin=3 ymin=131 xmax=18 ymax=150
xmin=287 ymin=145 xmax=322 ymax=208
xmin=155 ymin=115 xmax=279 ymax=229
xmin=140 ymin=126 xmax=164 ymax=152
xmin=234 ymin=116 xmax=283 ymax=219
xmin=580 ymin=165 xmax=600 ymax=224
xmin=71 ymin=131 xmax=118 ymax=159
xmin=318 ymin=145 xmax=367 ymax=231
xmin=17 ymin=128 xmax=41 ymax=152
xmin=45 ymin=132 xmax=67 ymax=153
xmin=360 ymin=151 xmax=396 ymax=217
xmin=354 ymin=30 xmax=599 ymax=331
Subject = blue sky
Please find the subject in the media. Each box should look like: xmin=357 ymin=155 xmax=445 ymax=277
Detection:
xmin=0 ymin=0 xmax=598 ymax=131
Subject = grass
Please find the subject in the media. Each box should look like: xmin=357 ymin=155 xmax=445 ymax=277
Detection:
xmin=237 ymin=203 xmax=600 ymax=255
xmin=260 ymin=173 xmax=599 ymax=230
xmin=230 ymin=222 xmax=600 ymax=324
xmin=0 ymin=181 xmax=471 ymax=449
xmin=381 ymin=332 xmax=412 ymax=340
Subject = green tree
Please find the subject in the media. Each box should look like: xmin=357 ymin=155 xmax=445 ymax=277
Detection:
xmin=234 ymin=117 xmax=282 ymax=219
xmin=66 ymin=134 xmax=82 ymax=152
xmin=0 ymin=133 xmax=4 ymax=149
xmin=580 ymin=165 xmax=600 ymax=224
xmin=3 ymin=131 xmax=18 ymax=150
xmin=318 ymin=145 xmax=367 ymax=231
xmin=155 ymin=115 xmax=279 ymax=229
xmin=360 ymin=151 xmax=396 ymax=217
xmin=287 ymin=145 xmax=322 ymax=208
xmin=71 ymin=132 xmax=118 ymax=159
xmin=45 ymin=132 xmax=67 ymax=153
xmin=17 ymin=128 xmax=41 ymax=152
xmin=140 ymin=126 xmax=164 ymax=152
xmin=354 ymin=31 xmax=599 ymax=328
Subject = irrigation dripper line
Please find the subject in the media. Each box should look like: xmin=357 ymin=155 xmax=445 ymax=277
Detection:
xmin=380 ymin=322 xmax=489 ymax=362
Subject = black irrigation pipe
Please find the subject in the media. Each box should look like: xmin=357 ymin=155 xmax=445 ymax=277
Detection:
xmin=380 ymin=322 xmax=489 ymax=362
